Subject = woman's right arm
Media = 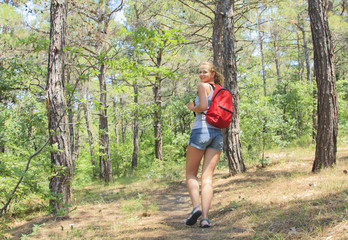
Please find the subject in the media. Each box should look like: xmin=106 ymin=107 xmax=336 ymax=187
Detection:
xmin=187 ymin=83 xmax=209 ymax=112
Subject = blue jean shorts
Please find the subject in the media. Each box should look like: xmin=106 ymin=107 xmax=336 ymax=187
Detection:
xmin=188 ymin=128 xmax=223 ymax=151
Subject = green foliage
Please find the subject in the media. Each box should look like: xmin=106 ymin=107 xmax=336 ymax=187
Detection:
xmin=240 ymin=69 xmax=314 ymax=163
xmin=0 ymin=93 xmax=50 ymax=216
xmin=73 ymin=143 xmax=97 ymax=186
xmin=337 ymin=79 xmax=348 ymax=142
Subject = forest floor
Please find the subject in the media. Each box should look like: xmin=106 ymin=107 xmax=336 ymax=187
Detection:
xmin=4 ymin=146 xmax=348 ymax=240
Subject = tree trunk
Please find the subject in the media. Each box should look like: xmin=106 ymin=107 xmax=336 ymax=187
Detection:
xmin=308 ymin=0 xmax=338 ymax=172
xmin=113 ymin=98 xmax=120 ymax=150
xmin=222 ymin=0 xmax=245 ymax=175
xmin=213 ymin=0 xmax=224 ymax=72
xmin=257 ymin=8 xmax=268 ymax=166
xmin=74 ymin=103 xmax=81 ymax=160
xmin=120 ymin=98 xmax=126 ymax=144
xmin=153 ymin=78 xmax=163 ymax=161
xmin=132 ymin=82 xmax=139 ymax=169
xmin=297 ymin=23 xmax=316 ymax=141
xmin=131 ymin=14 xmax=140 ymax=169
xmin=98 ymin=62 xmax=113 ymax=182
xmin=257 ymin=10 xmax=267 ymax=97
xmin=298 ymin=24 xmax=311 ymax=84
xmin=153 ymin=48 xmax=164 ymax=161
xmin=297 ymin=32 xmax=304 ymax=81
xmin=66 ymin=66 xmax=75 ymax=165
xmin=82 ymin=82 xmax=97 ymax=178
xmin=46 ymin=0 xmax=73 ymax=216
xmin=272 ymin=31 xmax=281 ymax=83
xmin=312 ymin=88 xmax=318 ymax=143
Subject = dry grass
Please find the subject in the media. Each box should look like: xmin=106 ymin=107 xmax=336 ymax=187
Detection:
xmin=3 ymin=146 xmax=348 ymax=240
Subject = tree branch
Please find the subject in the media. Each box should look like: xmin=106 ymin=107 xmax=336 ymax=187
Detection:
xmin=177 ymin=0 xmax=213 ymax=22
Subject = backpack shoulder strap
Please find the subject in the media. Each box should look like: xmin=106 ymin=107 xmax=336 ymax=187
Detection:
xmin=208 ymin=83 xmax=216 ymax=90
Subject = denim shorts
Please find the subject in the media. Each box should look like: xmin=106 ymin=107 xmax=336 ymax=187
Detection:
xmin=188 ymin=128 xmax=223 ymax=151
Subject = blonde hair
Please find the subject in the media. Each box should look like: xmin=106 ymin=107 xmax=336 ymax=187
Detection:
xmin=200 ymin=61 xmax=224 ymax=85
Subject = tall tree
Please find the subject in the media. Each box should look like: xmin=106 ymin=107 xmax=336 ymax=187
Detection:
xmin=222 ymin=0 xmax=245 ymax=175
xmin=213 ymin=0 xmax=224 ymax=72
xmin=46 ymin=0 xmax=73 ymax=215
xmin=308 ymin=0 xmax=338 ymax=171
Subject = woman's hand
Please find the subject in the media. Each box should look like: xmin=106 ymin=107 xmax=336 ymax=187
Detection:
xmin=187 ymin=101 xmax=195 ymax=111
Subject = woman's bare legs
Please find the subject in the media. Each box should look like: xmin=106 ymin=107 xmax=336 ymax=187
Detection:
xmin=200 ymin=148 xmax=221 ymax=225
xmin=186 ymin=145 xmax=205 ymax=209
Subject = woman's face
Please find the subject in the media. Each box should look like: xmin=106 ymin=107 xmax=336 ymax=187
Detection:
xmin=199 ymin=65 xmax=215 ymax=83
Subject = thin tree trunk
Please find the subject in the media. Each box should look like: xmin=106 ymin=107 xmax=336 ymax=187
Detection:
xmin=98 ymin=62 xmax=113 ymax=182
xmin=222 ymin=0 xmax=245 ymax=175
xmin=153 ymin=48 xmax=164 ymax=161
xmin=297 ymin=32 xmax=304 ymax=81
xmin=120 ymin=98 xmax=126 ymax=144
xmin=46 ymin=0 xmax=73 ymax=216
xmin=297 ymin=23 xmax=315 ymax=141
xmin=308 ymin=0 xmax=338 ymax=172
xmin=131 ymin=6 xmax=142 ymax=170
xmin=257 ymin=8 xmax=268 ymax=166
xmin=272 ymin=31 xmax=281 ymax=83
xmin=312 ymin=88 xmax=318 ymax=143
xmin=82 ymin=82 xmax=97 ymax=177
xmin=132 ymin=82 xmax=139 ymax=169
xmin=66 ymin=66 xmax=75 ymax=164
xmin=298 ymin=24 xmax=311 ymax=84
xmin=74 ymin=103 xmax=81 ymax=160
xmin=113 ymin=99 xmax=120 ymax=150
xmin=257 ymin=11 xmax=267 ymax=97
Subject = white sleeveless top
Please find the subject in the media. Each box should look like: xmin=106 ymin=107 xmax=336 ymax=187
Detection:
xmin=192 ymin=84 xmax=218 ymax=130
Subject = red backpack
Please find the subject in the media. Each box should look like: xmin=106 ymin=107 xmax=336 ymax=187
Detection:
xmin=205 ymin=84 xmax=233 ymax=129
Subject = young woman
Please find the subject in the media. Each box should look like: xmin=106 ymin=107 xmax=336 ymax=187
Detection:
xmin=185 ymin=62 xmax=224 ymax=228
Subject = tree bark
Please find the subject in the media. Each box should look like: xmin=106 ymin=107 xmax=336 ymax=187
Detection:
xmin=46 ymin=0 xmax=73 ymax=216
xmin=308 ymin=0 xmax=338 ymax=172
xmin=222 ymin=0 xmax=245 ymax=175
xmin=213 ymin=0 xmax=224 ymax=72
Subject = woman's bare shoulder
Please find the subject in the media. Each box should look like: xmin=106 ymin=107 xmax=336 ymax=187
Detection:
xmin=197 ymin=82 xmax=211 ymax=89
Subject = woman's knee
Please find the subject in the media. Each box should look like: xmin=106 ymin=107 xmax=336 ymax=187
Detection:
xmin=186 ymin=174 xmax=198 ymax=182
xmin=201 ymin=176 xmax=213 ymax=186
